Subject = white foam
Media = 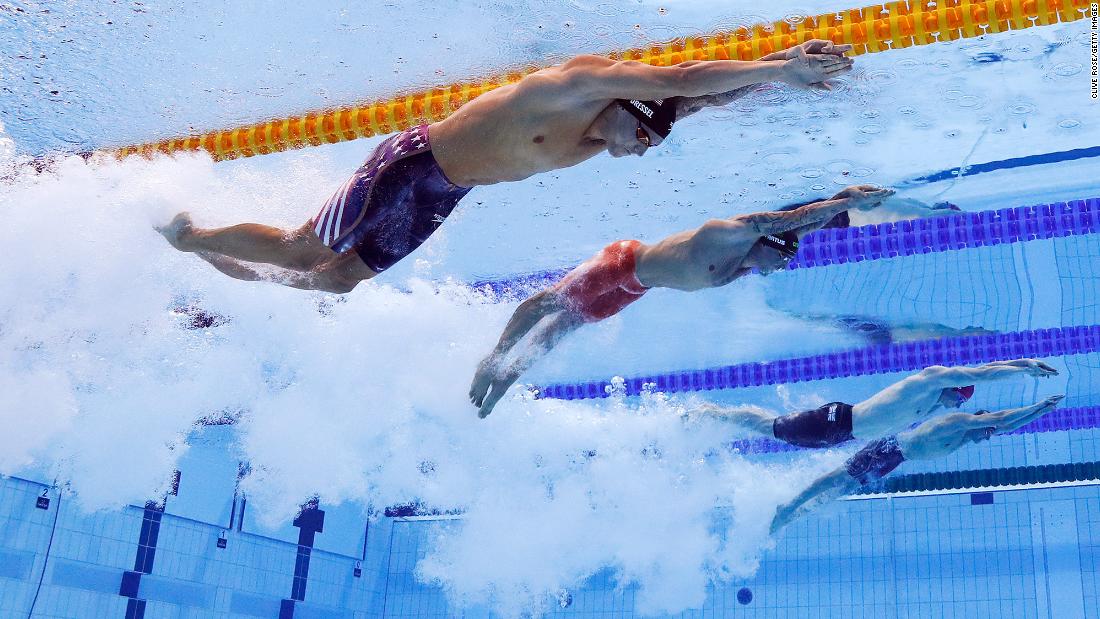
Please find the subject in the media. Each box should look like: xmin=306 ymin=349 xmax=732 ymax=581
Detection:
xmin=0 ymin=134 xmax=841 ymax=614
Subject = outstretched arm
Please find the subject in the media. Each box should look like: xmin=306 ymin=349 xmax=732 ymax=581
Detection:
xmin=733 ymin=186 xmax=894 ymax=236
xmin=564 ymin=41 xmax=853 ymax=102
xmin=670 ymin=40 xmax=856 ymax=120
xmin=897 ymin=395 xmax=1065 ymax=460
xmin=915 ymin=359 xmax=1059 ymax=389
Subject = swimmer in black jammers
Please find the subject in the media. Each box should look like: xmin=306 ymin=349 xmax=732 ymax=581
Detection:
xmin=692 ymin=358 xmax=1058 ymax=448
xmin=768 ymin=394 xmax=1065 ymax=534
xmin=157 ymin=40 xmax=854 ymax=292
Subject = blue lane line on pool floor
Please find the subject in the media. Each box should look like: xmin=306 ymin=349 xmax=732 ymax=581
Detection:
xmin=119 ymin=501 xmax=164 ymax=619
xmin=471 ymin=197 xmax=1100 ymax=301
xmin=899 ymin=146 xmax=1100 ymax=186
xmin=534 ymin=325 xmax=1100 ymax=401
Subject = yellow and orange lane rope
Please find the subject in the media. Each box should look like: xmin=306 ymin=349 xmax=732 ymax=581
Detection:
xmin=113 ymin=0 xmax=1091 ymax=162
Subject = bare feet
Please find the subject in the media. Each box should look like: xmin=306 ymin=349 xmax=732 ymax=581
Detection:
xmin=157 ymin=212 xmax=195 ymax=251
xmin=477 ymin=374 xmax=518 ymax=419
xmin=469 ymin=357 xmax=497 ymax=408
xmin=469 ymin=357 xmax=520 ymax=418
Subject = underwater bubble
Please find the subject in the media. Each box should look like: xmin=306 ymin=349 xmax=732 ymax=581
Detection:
xmin=761 ymin=151 xmax=795 ymax=169
xmin=592 ymin=24 xmax=612 ymax=37
xmin=850 ymin=167 xmax=874 ymax=178
xmin=811 ymin=183 xmax=826 ymax=191
xmin=1000 ymin=34 xmax=1047 ymax=61
xmin=1058 ymin=119 xmax=1080 ymax=129
xmin=860 ymin=109 xmax=881 ymax=119
xmin=956 ymin=95 xmax=984 ymax=108
xmin=1052 ymin=63 xmax=1082 ymax=77
xmin=898 ymin=106 xmax=917 ymax=115
xmin=865 ymin=70 xmax=899 ymax=86
xmin=782 ymin=13 xmax=807 ymax=26
xmin=1008 ymin=102 xmax=1035 ymax=115
xmin=857 ymin=124 xmax=883 ymax=135
xmin=799 ymin=168 xmax=825 ymax=179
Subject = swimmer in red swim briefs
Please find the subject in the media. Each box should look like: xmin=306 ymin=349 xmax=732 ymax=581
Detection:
xmin=469 ymin=184 xmax=894 ymax=418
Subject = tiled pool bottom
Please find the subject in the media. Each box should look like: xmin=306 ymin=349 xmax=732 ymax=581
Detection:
xmin=1 ymin=474 xmax=1097 ymax=619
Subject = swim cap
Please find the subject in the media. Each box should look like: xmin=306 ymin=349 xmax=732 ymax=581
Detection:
xmin=617 ymin=99 xmax=676 ymax=139
xmin=952 ymin=385 xmax=975 ymax=403
xmin=758 ymin=230 xmax=800 ymax=258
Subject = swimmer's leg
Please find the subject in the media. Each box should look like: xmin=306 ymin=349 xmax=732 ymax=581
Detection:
xmin=158 ymin=213 xmax=334 ymax=272
xmin=476 ymin=311 xmax=584 ymax=419
xmin=693 ymin=403 xmax=776 ymax=435
xmin=471 ymin=290 xmax=566 ymax=406
xmin=194 ymin=251 xmax=367 ymax=293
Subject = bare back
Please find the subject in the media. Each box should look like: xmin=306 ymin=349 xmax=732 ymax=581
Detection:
xmin=850 ymin=374 xmax=946 ymax=438
xmin=429 ymin=58 xmax=622 ymax=187
xmin=634 ymin=220 xmax=760 ymax=291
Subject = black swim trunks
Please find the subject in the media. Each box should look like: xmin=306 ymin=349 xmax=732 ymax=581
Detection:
xmin=845 ymin=436 xmax=906 ymax=485
xmin=772 ymin=402 xmax=855 ymax=448
xmin=309 ymin=124 xmax=471 ymax=273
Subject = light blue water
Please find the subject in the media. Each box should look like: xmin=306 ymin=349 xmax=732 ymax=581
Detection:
xmin=2 ymin=1 xmax=1100 ymax=617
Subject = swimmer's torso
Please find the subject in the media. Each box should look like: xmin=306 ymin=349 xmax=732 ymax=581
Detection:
xmin=634 ymin=221 xmax=757 ymax=291
xmin=428 ymin=66 xmax=616 ymax=187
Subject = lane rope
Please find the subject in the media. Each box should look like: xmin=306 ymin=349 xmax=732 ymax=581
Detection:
xmin=111 ymin=0 xmax=1092 ymax=161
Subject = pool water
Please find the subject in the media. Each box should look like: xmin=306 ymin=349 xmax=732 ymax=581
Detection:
xmin=1 ymin=1 xmax=1099 ymax=617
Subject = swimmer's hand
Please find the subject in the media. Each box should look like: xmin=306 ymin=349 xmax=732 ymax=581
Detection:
xmin=762 ymin=39 xmax=853 ymax=62
xmin=778 ymin=45 xmax=854 ymax=91
xmin=1000 ymin=358 xmax=1059 ymax=377
xmin=832 ymin=185 xmax=896 ymax=211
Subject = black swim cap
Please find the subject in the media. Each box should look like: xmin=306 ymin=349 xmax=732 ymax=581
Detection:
xmin=617 ymin=99 xmax=676 ymax=139
xmin=758 ymin=230 xmax=800 ymax=258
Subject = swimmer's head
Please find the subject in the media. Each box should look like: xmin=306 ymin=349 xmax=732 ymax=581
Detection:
xmin=940 ymin=384 xmax=975 ymax=408
xmin=594 ymin=100 xmax=672 ymax=157
xmin=745 ymin=231 xmax=800 ymax=275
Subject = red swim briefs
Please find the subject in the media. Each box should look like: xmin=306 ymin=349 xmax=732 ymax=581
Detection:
xmin=553 ymin=240 xmax=649 ymax=322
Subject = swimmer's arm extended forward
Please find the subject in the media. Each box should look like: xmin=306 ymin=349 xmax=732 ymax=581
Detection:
xmin=564 ymin=41 xmax=853 ymax=101
xmin=915 ymin=359 xmax=1058 ymax=389
xmin=670 ymin=41 xmax=855 ymax=120
xmin=735 ymin=186 xmax=895 ymax=236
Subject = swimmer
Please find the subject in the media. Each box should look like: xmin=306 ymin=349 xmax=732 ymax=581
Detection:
xmin=157 ymin=40 xmax=854 ymax=293
xmin=693 ymin=358 xmax=1058 ymax=448
xmin=769 ymin=394 xmax=1065 ymax=535
xmin=470 ymin=184 xmax=893 ymax=418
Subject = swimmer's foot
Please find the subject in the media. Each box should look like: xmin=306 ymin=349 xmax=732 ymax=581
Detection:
xmin=477 ymin=376 xmax=512 ymax=419
xmin=469 ymin=357 xmax=497 ymax=408
xmin=156 ymin=212 xmax=195 ymax=251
